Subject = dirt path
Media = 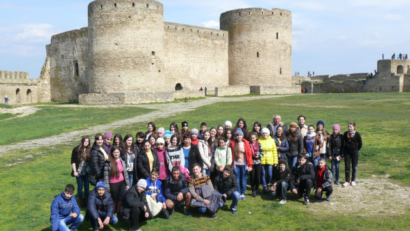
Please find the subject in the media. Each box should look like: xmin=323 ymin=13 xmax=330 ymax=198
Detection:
xmin=0 ymin=95 xmax=288 ymax=155
xmin=0 ymin=106 xmax=39 ymax=121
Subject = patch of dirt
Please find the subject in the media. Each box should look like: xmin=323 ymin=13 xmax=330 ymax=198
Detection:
xmin=308 ymin=175 xmax=410 ymax=215
xmin=0 ymin=106 xmax=39 ymax=121
xmin=0 ymin=95 xmax=288 ymax=155
xmin=274 ymin=103 xmax=349 ymax=108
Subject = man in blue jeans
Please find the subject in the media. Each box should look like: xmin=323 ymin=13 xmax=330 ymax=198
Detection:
xmin=50 ymin=184 xmax=84 ymax=231
xmin=86 ymin=182 xmax=118 ymax=231
xmin=270 ymin=159 xmax=292 ymax=204
xmin=214 ymin=165 xmax=240 ymax=214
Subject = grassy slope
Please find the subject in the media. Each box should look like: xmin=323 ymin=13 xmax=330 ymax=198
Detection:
xmin=0 ymin=113 xmax=17 ymax=120
xmin=0 ymin=106 xmax=153 ymax=145
xmin=0 ymin=93 xmax=409 ymax=230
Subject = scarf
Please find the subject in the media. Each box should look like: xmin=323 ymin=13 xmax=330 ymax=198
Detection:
xmin=307 ymin=132 xmax=316 ymax=140
xmin=100 ymin=147 xmax=109 ymax=161
xmin=348 ymin=130 xmax=356 ymax=138
xmin=250 ymin=142 xmax=259 ymax=156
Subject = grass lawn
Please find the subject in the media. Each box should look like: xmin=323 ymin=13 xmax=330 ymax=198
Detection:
xmin=1 ymin=93 xmax=409 ymax=230
xmin=0 ymin=113 xmax=17 ymax=120
xmin=0 ymin=106 xmax=153 ymax=145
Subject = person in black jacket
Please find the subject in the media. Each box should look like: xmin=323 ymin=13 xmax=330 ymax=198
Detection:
xmin=214 ymin=165 xmax=240 ymax=214
xmin=314 ymin=158 xmax=334 ymax=202
xmin=163 ymin=166 xmax=192 ymax=216
xmin=90 ymin=133 xmax=110 ymax=184
xmin=270 ymin=159 xmax=291 ymax=204
xmin=287 ymin=123 xmax=303 ymax=168
xmin=181 ymin=133 xmax=203 ymax=174
xmin=71 ymin=136 xmax=91 ymax=208
xmin=289 ymin=155 xmax=315 ymax=205
xmin=329 ymin=124 xmax=344 ymax=185
xmin=120 ymin=179 xmax=152 ymax=231
xmin=137 ymin=141 xmax=160 ymax=181
xmin=86 ymin=182 xmax=118 ymax=231
xmin=342 ymin=122 xmax=362 ymax=187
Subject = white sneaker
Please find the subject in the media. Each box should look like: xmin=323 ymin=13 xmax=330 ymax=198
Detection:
xmin=351 ymin=181 xmax=356 ymax=186
xmin=279 ymin=200 xmax=287 ymax=204
xmin=342 ymin=182 xmax=350 ymax=187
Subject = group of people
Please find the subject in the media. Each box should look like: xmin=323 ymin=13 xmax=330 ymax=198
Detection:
xmin=386 ymin=53 xmax=408 ymax=60
xmin=51 ymin=116 xmax=362 ymax=231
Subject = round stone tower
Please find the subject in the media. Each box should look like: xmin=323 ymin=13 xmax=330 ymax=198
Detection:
xmin=88 ymin=0 xmax=165 ymax=94
xmin=220 ymin=8 xmax=292 ymax=87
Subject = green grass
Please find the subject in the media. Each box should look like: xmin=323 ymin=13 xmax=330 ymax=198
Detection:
xmin=1 ymin=93 xmax=410 ymax=230
xmin=0 ymin=113 xmax=17 ymax=120
xmin=0 ymin=106 xmax=153 ymax=145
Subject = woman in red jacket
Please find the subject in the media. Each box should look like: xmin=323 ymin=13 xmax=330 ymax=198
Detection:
xmin=229 ymin=130 xmax=253 ymax=200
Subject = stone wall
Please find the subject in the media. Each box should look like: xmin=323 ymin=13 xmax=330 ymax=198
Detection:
xmin=164 ymin=22 xmax=229 ymax=91
xmin=173 ymin=90 xmax=205 ymax=99
xmin=215 ymin=85 xmax=250 ymax=97
xmin=0 ymin=84 xmax=39 ymax=105
xmin=292 ymin=76 xmax=312 ymax=86
xmin=251 ymin=85 xmax=300 ymax=94
xmin=79 ymin=91 xmax=174 ymax=104
xmin=220 ymin=8 xmax=292 ymax=87
xmin=49 ymin=27 xmax=89 ymax=102
xmin=302 ymin=80 xmax=364 ymax=93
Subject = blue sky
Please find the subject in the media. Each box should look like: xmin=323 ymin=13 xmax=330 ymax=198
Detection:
xmin=1 ymin=0 xmax=409 ymax=78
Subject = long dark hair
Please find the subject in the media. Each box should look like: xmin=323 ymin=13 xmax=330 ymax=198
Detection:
xmin=109 ymin=147 xmax=121 ymax=178
xmin=170 ymin=122 xmax=179 ymax=133
xmin=123 ymin=134 xmax=134 ymax=155
xmin=276 ymin=126 xmax=286 ymax=141
xmin=215 ymin=125 xmax=225 ymax=148
xmin=77 ymin=136 xmax=91 ymax=162
xmin=93 ymin=133 xmax=104 ymax=147
xmin=252 ymin=121 xmax=262 ymax=134
xmin=170 ymin=134 xmax=180 ymax=147
xmin=287 ymin=128 xmax=298 ymax=142
xmin=147 ymin=122 xmax=158 ymax=137
xmin=113 ymin=134 xmax=124 ymax=148
xmin=233 ymin=133 xmax=244 ymax=160
xmin=202 ymin=130 xmax=213 ymax=148
xmin=135 ymin=132 xmax=145 ymax=152
xmin=224 ymin=128 xmax=233 ymax=140
xmin=234 ymin=118 xmax=249 ymax=138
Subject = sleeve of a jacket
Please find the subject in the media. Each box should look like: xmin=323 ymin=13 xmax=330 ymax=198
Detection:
xmin=279 ymin=139 xmax=289 ymax=152
xmin=258 ymin=143 xmax=264 ymax=159
xmin=188 ymin=180 xmax=203 ymax=202
xmin=103 ymin=162 xmax=110 ymax=192
xmin=289 ymin=169 xmax=296 ymax=190
xmin=87 ymin=192 xmax=99 ymax=220
xmin=71 ymin=147 xmax=77 ymax=165
xmin=226 ymin=176 xmax=238 ymax=196
xmin=214 ymin=149 xmax=222 ymax=168
xmin=227 ymin=148 xmax=233 ymax=165
xmin=199 ymin=143 xmax=212 ymax=168
xmin=179 ymin=150 xmax=185 ymax=171
xmin=91 ymin=150 xmax=101 ymax=176
xmin=322 ymin=169 xmax=334 ymax=188
xmin=123 ymin=161 xmax=130 ymax=187
xmin=137 ymin=155 xmax=150 ymax=179
xmin=298 ymin=135 xmax=304 ymax=155
xmin=106 ymin=194 xmax=114 ymax=218
xmin=72 ymin=196 xmax=81 ymax=215
xmin=245 ymin=143 xmax=253 ymax=168
xmin=50 ymin=198 xmax=59 ymax=231
xmin=272 ymin=141 xmax=278 ymax=165
xmin=340 ymin=136 xmax=345 ymax=158
xmin=357 ymin=132 xmax=362 ymax=151
xmin=163 ymin=181 xmax=177 ymax=201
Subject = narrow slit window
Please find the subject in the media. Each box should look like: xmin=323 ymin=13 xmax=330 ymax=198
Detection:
xmin=101 ymin=5 xmax=103 ymax=9
xmin=74 ymin=62 xmax=79 ymax=77
xmin=280 ymin=13 xmax=283 ymax=16
xmin=114 ymin=3 xmax=117 ymax=7
xmin=147 ymin=4 xmax=149 ymax=8
xmin=276 ymin=33 xmax=279 ymax=39
xmin=132 ymin=3 xmax=135 ymax=7
xmin=249 ymin=12 xmax=251 ymax=15
xmin=262 ymin=12 xmax=264 ymax=15
xmin=257 ymin=52 xmax=260 ymax=58
xmin=280 ymin=68 xmax=282 ymax=74
xmin=152 ymin=51 xmax=155 ymax=56
xmin=239 ymin=12 xmax=241 ymax=16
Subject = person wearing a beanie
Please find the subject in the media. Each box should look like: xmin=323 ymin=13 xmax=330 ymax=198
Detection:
xmin=153 ymin=138 xmax=169 ymax=182
xmin=164 ymin=130 xmax=172 ymax=148
xmin=259 ymin=128 xmax=278 ymax=193
xmin=270 ymin=159 xmax=291 ymax=204
xmin=329 ymin=124 xmax=344 ymax=185
xmin=157 ymin=127 xmax=165 ymax=138
xmin=342 ymin=122 xmax=362 ymax=187
xmin=267 ymin=115 xmax=288 ymax=137
xmin=298 ymin=115 xmax=308 ymax=138
xmin=233 ymin=118 xmax=249 ymax=140
xmin=121 ymin=179 xmax=152 ymax=231
xmin=191 ymin=128 xmax=200 ymax=146
xmin=224 ymin=121 xmax=232 ymax=129
xmin=103 ymin=147 xmax=130 ymax=217
xmin=104 ymin=132 xmax=113 ymax=154
xmin=287 ymin=123 xmax=303 ymax=168
xmin=179 ymin=121 xmax=190 ymax=137
xmin=229 ymin=129 xmax=253 ymax=200
xmin=303 ymin=125 xmax=323 ymax=167
xmin=316 ymin=121 xmax=330 ymax=162
xmin=86 ymin=182 xmax=118 ymax=230
xmin=71 ymin=136 xmax=91 ymax=208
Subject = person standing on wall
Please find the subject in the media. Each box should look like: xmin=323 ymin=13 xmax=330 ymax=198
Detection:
xmin=4 ymin=95 xmax=8 ymax=105
xmin=382 ymin=54 xmax=384 ymax=60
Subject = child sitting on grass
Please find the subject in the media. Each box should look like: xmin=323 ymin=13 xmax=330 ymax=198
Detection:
xmin=50 ymin=184 xmax=84 ymax=231
xmin=314 ymin=158 xmax=334 ymax=201
xmin=289 ymin=155 xmax=315 ymax=205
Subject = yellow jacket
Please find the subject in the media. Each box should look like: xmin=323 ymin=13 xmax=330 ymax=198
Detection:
xmin=259 ymin=136 xmax=278 ymax=165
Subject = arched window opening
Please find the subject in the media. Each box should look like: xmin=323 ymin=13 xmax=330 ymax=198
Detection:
xmin=175 ymin=83 xmax=183 ymax=91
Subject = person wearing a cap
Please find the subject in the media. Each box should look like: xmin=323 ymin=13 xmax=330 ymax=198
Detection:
xmin=224 ymin=121 xmax=232 ymax=130
xmin=229 ymin=129 xmax=253 ymax=200
xmin=259 ymin=128 xmax=278 ymax=193
xmin=270 ymin=159 xmax=292 ymax=204
xmin=157 ymin=127 xmax=165 ymax=138
xmin=191 ymin=128 xmax=200 ymax=146
xmin=316 ymin=120 xmax=330 ymax=162
xmin=287 ymin=122 xmax=303 ymax=168
xmin=267 ymin=115 xmax=288 ymax=137
xmin=104 ymin=132 xmax=113 ymax=154
xmin=121 ymin=179 xmax=151 ymax=231
xmin=179 ymin=121 xmax=190 ymax=137
xmin=153 ymin=138 xmax=169 ymax=182
xmin=329 ymin=124 xmax=344 ymax=185
xmin=163 ymin=130 xmax=172 ymax=148
xmin=86 ymin=182 xmax=118 ymax=231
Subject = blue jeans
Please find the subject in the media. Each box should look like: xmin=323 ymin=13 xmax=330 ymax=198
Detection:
xmin=320 ymin=154 xmax=327 ymax=162
xmin=128 ymin=173 xmax=133 ymax=187
xmin=202 ymin=169 xmax=210 ymax=176
xmin=331 ymin=159 xmax=340 ymax=182
xmin=234 ymin=165 xmax=247 ymax=195
xmin=225 ymin=191 xmax=240 ymax=210
xmin=76 ymin=175 xmax=89 ymax=199
xmin=58 ymin=214 xmax=84 ymax=231
xmin=271 ymin=181 xmax=289 ymax=200
xmin=88 ymin=212 xmax=118 ymax=230
xmin=287 ymin=156 xmax=298 ymax=168
xmin=197 ymin=207 xmax=207 ymax=214
xmin=309 ymin=156 xmax=320 ymax=167
xmin=261 ymin=165 xmax=273 ymax=187
xmin=5 ymin=99 xmax=8 ymax=105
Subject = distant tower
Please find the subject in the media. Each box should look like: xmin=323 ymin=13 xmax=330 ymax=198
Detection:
xmin=87 ymin=0 xmax=165 ymax=94
xmin=220 ymin=8 xmax=292 ymax=87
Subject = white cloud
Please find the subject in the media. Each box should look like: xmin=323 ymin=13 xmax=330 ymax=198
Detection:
xmin=383 ymin=14 xmax=405 ymax=21
xmin=14 ymin=24 xmax=55 ymax=43
xmin=202 ymin=20 xmax=220 ymax=29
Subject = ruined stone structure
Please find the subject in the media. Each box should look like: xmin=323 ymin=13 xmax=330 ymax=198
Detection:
xmin=300 ymin=60 xmax=410 ymax=93
xmin=44 ymin=0 xmax=297 ymax=104
xmin=0 ymin=58 xmax=51 ymax=105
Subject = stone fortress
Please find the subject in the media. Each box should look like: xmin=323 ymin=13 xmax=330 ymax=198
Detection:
xmin=295 ymin=60 xmax=410 ymax=93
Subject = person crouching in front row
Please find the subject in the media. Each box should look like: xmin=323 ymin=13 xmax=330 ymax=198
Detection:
xmin=270 ymin=159 xmax=291 ymax=204
xmin=289 ymin=155 xmax=315 ymax=205
xmin=314 ymin=158 xmax=334 ymax=202
xmin=214 ymin=165 xmax=240 ymax=214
